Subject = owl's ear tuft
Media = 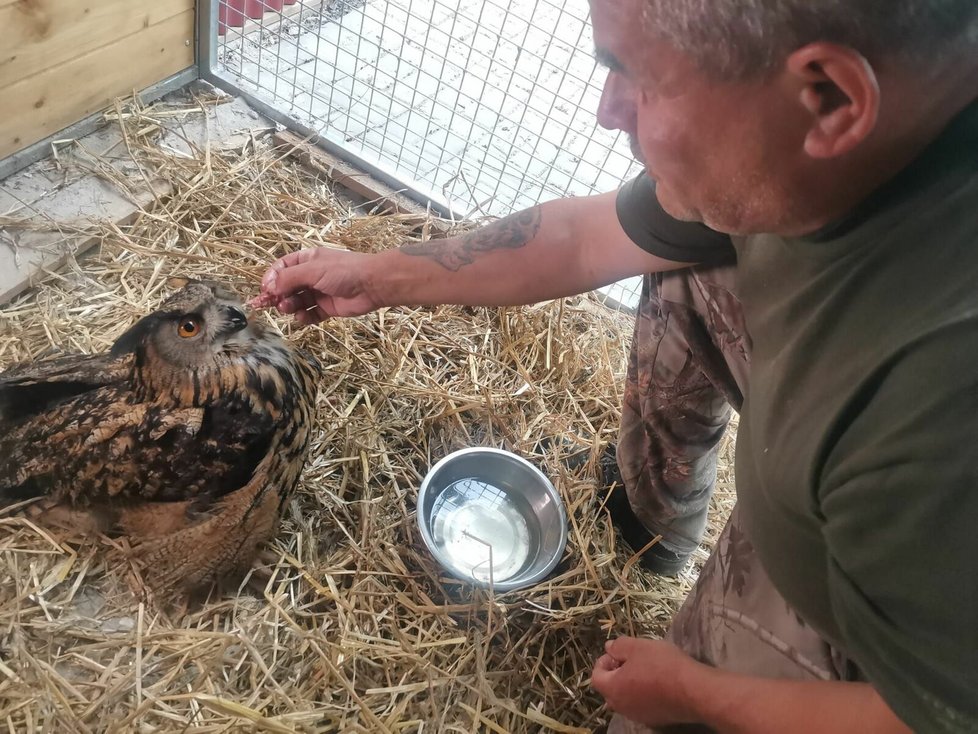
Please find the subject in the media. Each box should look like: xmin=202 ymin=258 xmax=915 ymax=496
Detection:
xmin=111 ymin=313 xmax=168 ymax=357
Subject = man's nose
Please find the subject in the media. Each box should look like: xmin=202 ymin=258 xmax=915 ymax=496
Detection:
xmin=596 ymin=73 xmax=635 ymax=132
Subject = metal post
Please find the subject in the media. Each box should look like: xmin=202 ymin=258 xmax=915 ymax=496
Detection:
xmin=197 ymin=0 xmax=219 ymax=78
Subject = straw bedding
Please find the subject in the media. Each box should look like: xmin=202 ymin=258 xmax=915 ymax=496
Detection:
xmin=0 ymin=91 xmax=735 ymax=732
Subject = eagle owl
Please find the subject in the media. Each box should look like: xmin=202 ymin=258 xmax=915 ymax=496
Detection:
xmin=0 ymin=280 xmax=319 ymax=591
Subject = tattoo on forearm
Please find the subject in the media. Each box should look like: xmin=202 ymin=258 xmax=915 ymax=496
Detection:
xmin=400 ymin=208 xmax=542 ymax=271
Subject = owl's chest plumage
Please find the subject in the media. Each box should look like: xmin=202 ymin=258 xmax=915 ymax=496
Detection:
xmin=0 ymin=323 xmax=319 ymax=590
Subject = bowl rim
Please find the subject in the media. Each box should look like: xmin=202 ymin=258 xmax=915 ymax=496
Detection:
xmin=416 ymin=446 xmax=568 ymax=591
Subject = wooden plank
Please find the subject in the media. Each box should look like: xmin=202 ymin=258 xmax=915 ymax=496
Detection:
xmin=0 ymin=208 xmax=148 ymax=306
xmin=0 ymin=122 xmax=168 ymax=305
xmin=0 ymin=10 xmax=194 ymax=160
xmin=272 ymin=130 xmax=453 ymax=237
xmin=0 ymin=0 xmax=194 ymax=89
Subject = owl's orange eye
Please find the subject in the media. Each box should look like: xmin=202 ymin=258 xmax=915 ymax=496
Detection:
xmin=178 ymin=319 xmax=201 ymax=338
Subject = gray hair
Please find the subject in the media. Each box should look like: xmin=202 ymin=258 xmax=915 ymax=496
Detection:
xmin=640 ymin=1 xmax=978 ymax=80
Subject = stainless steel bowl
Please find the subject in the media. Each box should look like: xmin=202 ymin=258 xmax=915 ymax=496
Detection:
xmin=417 ymin=447 xmax=568 ymax=591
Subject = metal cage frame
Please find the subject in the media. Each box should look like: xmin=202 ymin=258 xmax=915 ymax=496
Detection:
xmin=199 ymin=0 xmax=458 ymax=217
xmin=199 ymin=0 xmax=640 ymax=216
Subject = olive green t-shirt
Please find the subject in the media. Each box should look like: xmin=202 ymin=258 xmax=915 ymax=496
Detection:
xmin=616 ymin=100 xmax=978 ymax=733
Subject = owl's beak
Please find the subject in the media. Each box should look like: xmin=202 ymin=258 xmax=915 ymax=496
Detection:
xmin=222 ymin=305 xmax=249 ymax=335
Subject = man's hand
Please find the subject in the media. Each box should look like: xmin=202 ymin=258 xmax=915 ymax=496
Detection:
xmin=591 ymin=637 xmax=704 ymax=727
xmin=592 ymin=637 xmax=914 ymax=734
xmin=252 ymin=247 xmax=381 ymax=324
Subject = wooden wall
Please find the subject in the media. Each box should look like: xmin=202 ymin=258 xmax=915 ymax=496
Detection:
xmin=0 ymin=0 xmax=196 ymax=160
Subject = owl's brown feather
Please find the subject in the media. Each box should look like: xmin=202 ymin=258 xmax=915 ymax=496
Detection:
xmin=0 ymin=281 xmax=319 ymax=591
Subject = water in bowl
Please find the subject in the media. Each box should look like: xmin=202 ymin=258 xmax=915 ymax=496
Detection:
xmin=429 ymin=477 xmax=538 ymax=584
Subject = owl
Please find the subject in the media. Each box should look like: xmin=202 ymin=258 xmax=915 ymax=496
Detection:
xmin=0 ymin=280 xmax=319 ymax=591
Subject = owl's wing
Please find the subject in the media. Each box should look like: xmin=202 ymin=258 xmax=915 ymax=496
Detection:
xmin=131 ymin=395 xmax=278 ymax=506
xmin=0 ymin=353 xmax=130 ymax=423
xmin=0 ymin=389 xmax=277 ymax=509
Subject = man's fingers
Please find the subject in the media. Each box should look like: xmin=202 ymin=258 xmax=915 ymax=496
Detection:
xmin=605 ymin=636 xmax=640 ymax=661
xmin=277 ymin=290 xmax=318 ymax=315
xmin=263 ymin=249 xmax=318 ymax=287
xmin=277 ymin=296 xmax=299 ymax=314
xmin=295 ymin=304 xmax=328 ymax=326
xmin=266 ymin=258 xmax=329 ymax=300
xmin=595 ymin=653 xmax=622 ymax=672
xmin=261 ymin=254 xmax=295 ymax=288
xmin=591 ymin=654 xmax=621 ymax=697
xmin=262 ymin=249 xmax=326 ymax=294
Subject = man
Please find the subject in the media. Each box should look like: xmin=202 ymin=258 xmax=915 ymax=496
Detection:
xmin=254 ymin=0 xmax=978 ymax=730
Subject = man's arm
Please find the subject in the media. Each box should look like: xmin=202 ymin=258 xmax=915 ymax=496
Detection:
xmin=591 ymin=637 xmax=911 ymax=734
xmin=254 ymin=191 xmax=690 ymax=323
xmin=385 ymin=191 xmax=690 ymax=305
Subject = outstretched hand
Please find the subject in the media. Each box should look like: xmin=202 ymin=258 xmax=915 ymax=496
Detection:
xmin=251 ymin=247 xmax=381 ymax=325
xmin=591 ymin=637 xmax=707 ymax=727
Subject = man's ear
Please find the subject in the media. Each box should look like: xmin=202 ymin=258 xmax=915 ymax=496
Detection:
xmin=787 ymin=43 xmax=880 ymax=159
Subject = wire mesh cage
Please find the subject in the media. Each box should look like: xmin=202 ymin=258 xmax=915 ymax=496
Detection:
xmin=214 ymin=0 xmax=640 ymax=213
xmin=211 ymin=0 xmax=643 ymax=307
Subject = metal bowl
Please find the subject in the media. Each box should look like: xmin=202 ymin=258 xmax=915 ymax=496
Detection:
xmin=417 ymin=447 xmax=568 ymax=591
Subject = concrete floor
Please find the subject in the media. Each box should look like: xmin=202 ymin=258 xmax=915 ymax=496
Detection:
xmin=0 ymin=87 xmax=274 ymax=305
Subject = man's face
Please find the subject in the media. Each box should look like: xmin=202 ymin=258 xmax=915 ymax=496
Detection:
xmin=590 ymin=0 xmax=811 ymax=234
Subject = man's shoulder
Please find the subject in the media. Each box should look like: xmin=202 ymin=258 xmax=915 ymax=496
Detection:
xmin=615 ymin=174 xmax=735 ymax=264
